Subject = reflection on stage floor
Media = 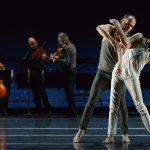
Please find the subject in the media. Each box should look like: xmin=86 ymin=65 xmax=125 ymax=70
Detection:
xmin=0 ymin=116 xmax=150 ymax=150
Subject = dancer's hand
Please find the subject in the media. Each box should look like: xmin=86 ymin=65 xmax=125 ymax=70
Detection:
xmin=109 ymin=19 xmax=120 ymax=26
xmin=116 ymin=42 xmax=126 ymax=51
xmin=116 ymin=68 xmax=122 ymax=76
xmin=115 ymin=64 xmax=122 ymax=76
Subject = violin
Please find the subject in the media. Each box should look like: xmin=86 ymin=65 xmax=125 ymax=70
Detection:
xmin=50 ymin=44 xmax=66 ymax=62
xmin=0 ymin=63 xmax=7 ymax=99
xmin=53 ymin=47 xmax=63 ymax=57
xmin=31 ymin=47 xmax=47 ymax=59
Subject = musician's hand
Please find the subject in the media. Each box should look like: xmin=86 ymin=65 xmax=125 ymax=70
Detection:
xmin=50 ymin=53 xmax=54 ymax=60
xmin=50 ymin=54 xmax=54 ymax=62
xmin=50 ymin=54 xmax=58 ymax=62
xmin=42 ymin=54 xmax=48 ymax=61
xmin=0 ymin=63 xmax=5 ymax=70
xmin=52 ymin=55 xmax=59 ymax=62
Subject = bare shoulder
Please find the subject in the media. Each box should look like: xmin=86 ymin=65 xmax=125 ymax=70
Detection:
xmin=130 ymin=33 xmax=143 ymax=39
xmin=96 ymin=24 xmax=114 ymax=33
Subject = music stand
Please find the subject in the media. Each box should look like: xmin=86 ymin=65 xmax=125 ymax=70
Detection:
xmin=26 ymin=69 xmax=31 ymax=115
xmin=0 ymin=70 xmax=12 ymax=84
xmin=16 ymin=59 xmax=32 ymax=115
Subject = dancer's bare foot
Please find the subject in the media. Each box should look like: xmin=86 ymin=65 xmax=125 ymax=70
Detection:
xmin=102 ymin=134 xmax=114 ymax=144
xmin=122 ymin=134 xmax=130 ymax=143
xmin=73 ymin=129 xmax=85 ymax=143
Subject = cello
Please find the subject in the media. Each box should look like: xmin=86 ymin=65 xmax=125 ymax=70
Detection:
xmin=0 ymin=63 xmax=7 ymax=99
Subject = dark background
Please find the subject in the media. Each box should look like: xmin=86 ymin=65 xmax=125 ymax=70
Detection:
xmin=0 ymin=0 xmax=150 ymax=59
xmin=0 ymin=0 xmax=150 ymax=109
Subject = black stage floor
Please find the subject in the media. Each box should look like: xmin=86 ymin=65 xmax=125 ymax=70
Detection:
xmin=0 ymin=115 xmax=150 ymax=150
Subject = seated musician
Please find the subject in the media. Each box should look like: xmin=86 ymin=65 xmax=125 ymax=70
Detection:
xmin=23 ymin=36 xmax=51 ymax=115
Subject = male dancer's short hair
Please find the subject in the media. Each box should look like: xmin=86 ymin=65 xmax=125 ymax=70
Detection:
xmin=123 ymin=14 xmax=136 ymax=22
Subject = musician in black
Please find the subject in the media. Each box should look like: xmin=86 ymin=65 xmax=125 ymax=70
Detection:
xmin=50 ymin=32 xmax=78 ymax=117
xmin=23 ymin=36 xmax=51 ymax=115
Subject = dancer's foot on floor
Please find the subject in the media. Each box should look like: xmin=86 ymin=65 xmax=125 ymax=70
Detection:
xmin=73 ymin=129 xmax=85 ymax=143
xmin=73 ymin=143 xmax=84 ymax=150
xmin=102 ymin=135 xmax=114 ymax=144
xmin=122 ymin=134 xmax=130 ymax=143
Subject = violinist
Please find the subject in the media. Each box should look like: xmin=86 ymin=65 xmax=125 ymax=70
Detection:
xmin=50 ymin=32 xmax=78 ymax=117
xmin=23 ymin=36 xmax=51 ymax=115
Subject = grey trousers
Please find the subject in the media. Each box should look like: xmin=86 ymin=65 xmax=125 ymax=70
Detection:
xmin=79 ymin=69 xmax=128 ymax=134
xmin=108 ymin=72 xmax=150 ymax=134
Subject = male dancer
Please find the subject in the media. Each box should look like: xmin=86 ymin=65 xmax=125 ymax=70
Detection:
xmin=73 ymin=14 xmax=136 ymax=143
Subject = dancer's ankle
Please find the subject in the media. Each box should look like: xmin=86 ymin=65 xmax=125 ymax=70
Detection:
xmin=102 ymin=134 xmax=114 ymax=144
xmin=122 ymin=134 xmax=130 ymax=143
xmin=73 ymin=129 xmax=85 ymax=143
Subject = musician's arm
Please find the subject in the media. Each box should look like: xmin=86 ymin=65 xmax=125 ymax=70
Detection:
xmin=56 ymin=49 xmax=71 ymax=65
xmin=57 ymin=58 xmax=69 ymax=64
xmin=23 ymin=51 xmax=31 ymax=59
